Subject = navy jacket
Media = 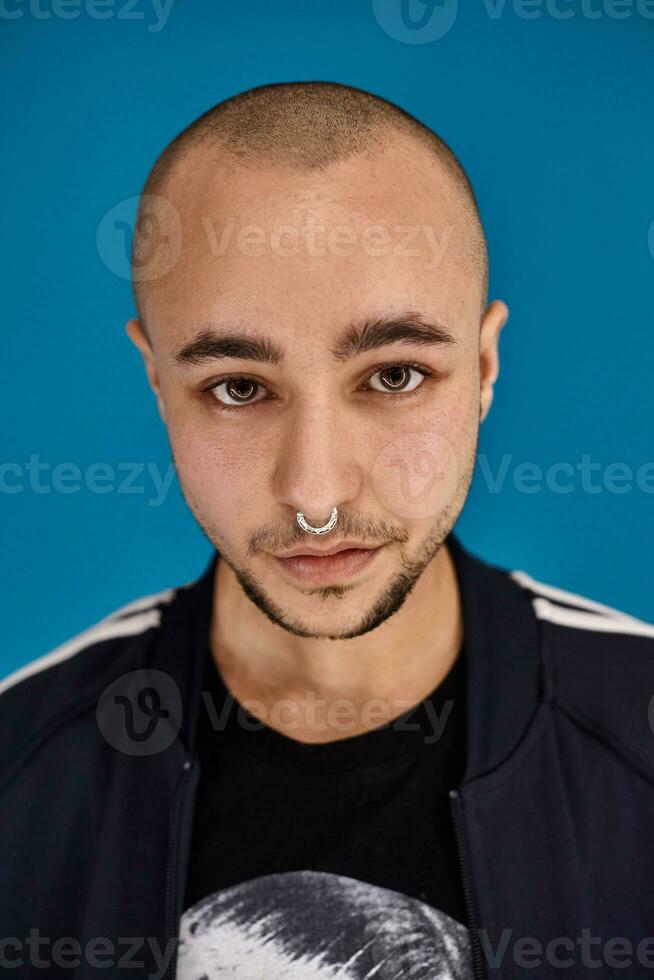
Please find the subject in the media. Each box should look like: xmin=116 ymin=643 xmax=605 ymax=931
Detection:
xmin=3 ymin=532 xmax=654 ymax=979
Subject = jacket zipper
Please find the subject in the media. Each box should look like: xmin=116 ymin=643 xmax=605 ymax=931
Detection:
xmin=163 ymin=759 xmax=195 ymax=980
xmin=449 ymin=788 xmax=487 ymax=980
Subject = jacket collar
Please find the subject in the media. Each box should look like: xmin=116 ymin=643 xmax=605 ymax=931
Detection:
xmin=446 ymin=533 xmax=542 ymax=782
xmin=154 ymin=532 xmax=543 ymax=784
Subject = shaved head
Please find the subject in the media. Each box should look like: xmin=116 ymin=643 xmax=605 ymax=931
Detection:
xmin=131 ymin=81 xmax=488 ymax=325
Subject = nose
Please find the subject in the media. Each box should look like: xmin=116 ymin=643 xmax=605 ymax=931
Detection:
xmin=273 ymin=405 xmax=361 ymax=527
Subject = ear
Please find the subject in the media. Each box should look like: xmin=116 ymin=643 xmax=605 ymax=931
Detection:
xmin=125 ymin=318 xmax=167 ymax=423
xmin=479 ymin=300 xmax=509 ymax=423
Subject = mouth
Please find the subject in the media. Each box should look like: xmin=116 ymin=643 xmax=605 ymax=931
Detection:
xmin=276 ymin=541 xmax=377 ymax=558
xmin=273 ymin=546 xmax=384 ymax=586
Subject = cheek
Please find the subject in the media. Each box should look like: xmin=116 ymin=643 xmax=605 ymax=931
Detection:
xmin=367 ymin=377 xmax=478 ymax=523
xmin=167 ymin=402 xmax=281 ymax=537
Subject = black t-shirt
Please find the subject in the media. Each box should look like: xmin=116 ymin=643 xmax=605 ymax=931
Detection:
xmin=176 ymin=645 xmax=473 ymax=979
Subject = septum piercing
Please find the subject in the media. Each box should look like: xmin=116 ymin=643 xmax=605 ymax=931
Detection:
xmin=296 ymin=507 xmax=338 ymax=535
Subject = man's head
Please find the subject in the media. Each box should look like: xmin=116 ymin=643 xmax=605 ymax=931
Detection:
xmin=126 ymin=81 xmax=508 ymax=640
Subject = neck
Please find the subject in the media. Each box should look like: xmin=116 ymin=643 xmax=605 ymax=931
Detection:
xmin=209 ymin=541 xmax=462 ymax=743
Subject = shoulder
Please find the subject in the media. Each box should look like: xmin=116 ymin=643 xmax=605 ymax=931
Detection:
xmin=509 ymin=567 xmax=654 ymax=768
xmin=0 ymin=584 xmax=181 ymax=743
xmin=0 ymin=549 xmax=217 ymax=786
xmin=509 ymin=567 xmax=654 ymax=642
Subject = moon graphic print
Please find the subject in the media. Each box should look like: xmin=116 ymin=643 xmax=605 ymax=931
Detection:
xmin=176 ymin=869 xmax=473 ymax=979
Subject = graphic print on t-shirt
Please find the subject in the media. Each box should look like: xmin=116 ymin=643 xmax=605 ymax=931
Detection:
xmin=176 ymin=869 xmax=472 ymax=979
xmin=177 ymin=871 xmax=472 ymax=980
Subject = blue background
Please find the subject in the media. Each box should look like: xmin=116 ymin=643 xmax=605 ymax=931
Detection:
xmin=2 ymin=0 xmax=653 ymax=677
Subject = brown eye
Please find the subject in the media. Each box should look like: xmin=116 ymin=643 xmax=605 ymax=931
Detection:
xmin=210 ymin=376 xmax=264 ymax=407
xmin=368 ymin=364 xmax=425 ymax=394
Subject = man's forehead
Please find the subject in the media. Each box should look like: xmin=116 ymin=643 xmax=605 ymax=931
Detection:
xmin=143 ymin=243 xmax=478 ymax=358
xmin=167 ymin=135 xmax=466 ymax=224
xmin=139 ymin=140 xmax=484 ymax=341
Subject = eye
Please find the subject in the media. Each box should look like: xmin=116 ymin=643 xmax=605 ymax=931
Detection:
xmin=209 ymin=375 xmax=267 ymax=409
xmin=366 ymin=363 xmax=430 ymax=394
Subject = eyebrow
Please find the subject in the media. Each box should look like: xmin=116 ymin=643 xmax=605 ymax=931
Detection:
xmin=171 ymin=312 xmax=459 ymax=368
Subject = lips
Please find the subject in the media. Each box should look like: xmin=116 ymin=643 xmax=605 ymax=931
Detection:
xmin=274 ymin=546 xmax=383 ymax=585
xmin=276 ymin=542 xmax=376 ymax=558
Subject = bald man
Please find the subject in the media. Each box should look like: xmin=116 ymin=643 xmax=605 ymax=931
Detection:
xmin=2 ymin=82 xmax=654 ymax=980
